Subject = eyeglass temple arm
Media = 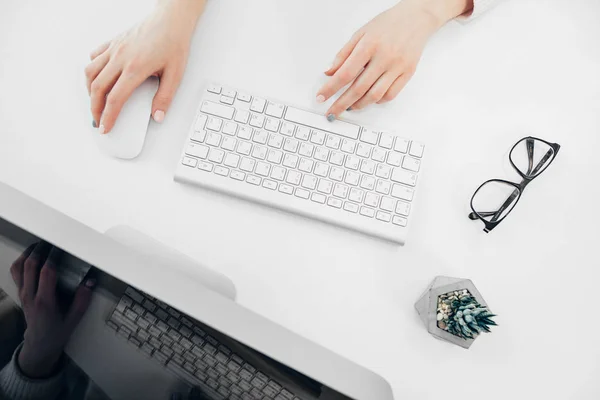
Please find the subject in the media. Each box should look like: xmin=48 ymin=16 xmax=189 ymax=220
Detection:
xmin=529 ymin=148 xmax=555 ymax=176
xmin=469 ymin=188 xmax=520 ymax=222
xmin=526 ymin=138 xmax=535 ymax=175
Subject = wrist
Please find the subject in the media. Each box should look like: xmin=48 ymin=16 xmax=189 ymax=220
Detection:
xmin=402 ymin=0 xmax=474 ymax=28
xmin=156 ymin=0 xmax=206 ymax=36
xmin=18 ymin=344 xmax=62 ymax=379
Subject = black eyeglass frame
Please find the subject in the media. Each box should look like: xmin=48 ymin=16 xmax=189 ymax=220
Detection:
xmin=469 ymin=136 xmax=561 ymax=233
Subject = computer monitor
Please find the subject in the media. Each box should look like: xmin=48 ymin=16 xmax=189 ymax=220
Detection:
xmin=0 ymin=181 xmax=394 ymax=400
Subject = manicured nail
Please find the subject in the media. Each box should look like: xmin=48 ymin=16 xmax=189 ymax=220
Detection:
xmin=153 ymin=110 xmax=165 ymax=123
xmin=347 ymin=107 xmax=352 ymax=111
xmin=99 ymin=124 xmax=106 ymax=135
xmin=85 ymin=279 xmax=96 ymax=288
xmin=327 ymin=114 xmax=335 ymax=122
xmin=316 ymin=95 xmax=325 ymax=104
xmin=92 ymin=120 xmax=97 ymax=128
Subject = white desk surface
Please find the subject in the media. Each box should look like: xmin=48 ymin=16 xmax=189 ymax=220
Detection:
xmin=1 ymin=0 xmax=599 ymax=399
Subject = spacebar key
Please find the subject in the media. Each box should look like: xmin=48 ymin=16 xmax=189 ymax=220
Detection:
xmin=284 ymin=107 xmax=360 ymax=140
xmin=200 ymin=101 xmax=234 ymax=120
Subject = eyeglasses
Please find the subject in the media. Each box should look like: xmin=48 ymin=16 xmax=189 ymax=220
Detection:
xmin=469 ymin=136 xmax=561 ymax=233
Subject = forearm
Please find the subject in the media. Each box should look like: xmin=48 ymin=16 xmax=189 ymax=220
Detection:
xmin=155 ymin=0 xmax=207 ymax=36
xmin=402 ymin=0 xmax=474 ymax=28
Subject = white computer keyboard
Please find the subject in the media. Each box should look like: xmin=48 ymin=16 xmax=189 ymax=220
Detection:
xmin=174 ymin=83 xmax=424 ymax=244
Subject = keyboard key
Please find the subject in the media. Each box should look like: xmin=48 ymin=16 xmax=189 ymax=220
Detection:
xmin=364 ymin=191 xmax=380 ymax=207
xmin=344 ymin=171 xmax=360 ymax=186
xmin=180 ymin=337 xmax=193 ymax=350
xmin=391 ymin=168 xmax=417 ymax=187
xmin=392 ymin=215 xmax=408 ymax=226
xmin=317 ymin=179 xmax=333 ymax=194
xmin=208 ymin=149 xmax=225 ymax=164
xmin=154 ymin=351 xmax=169 ymax=365
xmin=237 ymin=93 xmax=252 ymax=102
xmin=345 ymin=156 xmax=360 ymax=170
xmin=371 ymin=147 xmax=387 ymax=162
xmin=310 ymin=130 xmax=326 ymax=145
xmin=409 ymin=142 xmax=425 ymax=158
xmin=247 ymin=175 xmax=261 ymax=185
xmin=252 ymin=130 xmax=268 ymax=144
xmin=197 ymin=161 xmax=213 ymax=172
xmin=205 ymin=132 xmax=222 ymax=147
xmin=298 ymin=142 xmax=314 ymax=157
xmin=125 ymin=309 xmax=138 ymax=321
xmin=172 ymin=354 xmax=185 ymax=365
xmin=391 ymin=184 xmax=414 ymax=201
xmin=234 ymin=110 xmax=250 ymax=124
xmin=314 ymin=163 xmax=329 ymax=177
xmin=280 ymin=122 xmax=296 ymax=136
xmin=224 ymin=153 xmax=240 ymax=168
xmin=255 ymin=162 xmax=271 ymax=177
xmin=325 ymin=135 xmax=341 ymax=149
xmin=402 ymin=156 xmax=421 ymax=172
xmin=249 ymin=113 xmax=265 ymax=128
xmin=271 ymin=166 xmax=287 ymax=181
xmin=356 ymin=143 xmax=372 ymax=158
xmin=340 ymin=139 xmax=356 ymax=154
xmin=282 ymin=154 xmax=298 ymax=168
xmin=201 ymin=101 xmax=234 ymax=120
xmin=265 ymin=117 xmax=280 ymax=132
xmin=376 ymin=211 xmax=392 ymax=222
xmin=285 ymin=170 xmax=302 ymax=185
xmin=327 ymin=197 xmax=342 ymax=208
xmin=301 ymin=175 xmax=317 ymax=190
xmin=332 ymin=183 xmax=349 ymax=198
xmin=207 ymin=84 xmax=221 ymax=94
xmin=191 ymin=335 xmax=205 ymax=346
xmin=238 ymin=126 xmax=253 ymax=140
xmin=314 ymin=147 xmax=329 ymax=162
xmin=192 ymin=128 xmax=207 ymax=143
xmin=285 ymin=107 xmax=360 ymax=139
xmin=267 ymin=134 xmax=284 ymax=149
xmin=343 ymin=202 xmax=359 ymax=213
xmin=395 ymin=201 xmax=411 ymax=216
xmin=215 ymin=165 xmax=229 ymax=177
xmin=295 ymin=188 xmax=310 ymax=199
xmin=379 ymin=132 xmax=394 ymax=149
xmin=360 ymin=176 xmax=375 ymax=191
xmin=267 ymin=149 xmax=283 ymax=164
xmin=107 ymin=320 xmax=118 ymax=331
xmin=279 ymin=184 xmax=294 ymax=195
xmin=142 ymin=299 xmax=157 ymax=312
xmin=251 ymin=145 xmax=267 ymax=160
xmin=375 ymin=179 xmax=391 ymax=195
xmin=141 ymin=343 xmax=154 ymax=356
xmin=216 ymin=352 xmax=229 ymax=364
xmin=298 ymin=158 xmax=314 ymax=173
xmin=240 ymin=157 xmax=255 ymax=172
xmin=311 ymin=193 xmax=326 ymax=204
xmin=360 ymin=206 xmax=375 ymax=218
xmin=380 ymin=197 xmax=396 ymax=212
xmin=349 ymin=188 xmax=364 ymax=203
xmin=237 ymin=141 xmax=252 ymax=156
xmin=329 ymin=152 xmax=345 ymax=166
xmin=283 ymin=138 xmax=299 ymax=153
xmin=394 ymin=138 xmax=410 ymax=153
xmin=360 ymin=160 xmax=376 ymax=174
xmin=250 ymin=97 xmax=266 ymax=113
xmin=185 ymin=143 xmax=209 ymax=159
xmin=182 ymin=156 xmax=197 ymax=168
xmin=360 ymin=129 xmax=379 ymax=145
xmin=251 ymin=377 xmax=267 ymax=389
xmin=295 ymin=126 xmax=310 ymax=141
xmin=222 ymin=88 xmax=236 ymax=98
xmin=221 ymin=95 xmax=234 ymax=105
xmin=329 ymin=167 xmax=344 ymax=182
xmin=263 ymin=385 xmax=279 ymax=397
xmin=375 ymin=164 xmax=391 ymax=179
xmin=265 ymin=102 xmax=284 ymax=118
xmin=222 ymin=121 xmax=238 ymax=136
xmin=387 ymin=152 xmax=403 ymax=167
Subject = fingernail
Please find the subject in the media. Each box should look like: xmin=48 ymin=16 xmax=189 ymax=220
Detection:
xmin=326 ymin=114 xmax=335 ymax=122
xmin=92 ymin=120 xmax=97 ymax=128
xmin=316 ymin=95 xmax=325 ymax=104
xmin=347 ymin=107 xmax=352 ymax=111
xmin=85 ymin=279 xmax=96 ymax=288
xmin=153 ymin=110 xmax=165 ymax=123
xmin=99 ymin=124 xmax=106 ymax=135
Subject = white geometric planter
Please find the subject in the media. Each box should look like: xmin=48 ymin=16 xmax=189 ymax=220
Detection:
xmin=415 ymin=276 xmax=491 ymax=349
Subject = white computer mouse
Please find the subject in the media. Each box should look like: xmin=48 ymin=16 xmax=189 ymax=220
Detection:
xmin=94 ymin=77 xmax=159 ymax=159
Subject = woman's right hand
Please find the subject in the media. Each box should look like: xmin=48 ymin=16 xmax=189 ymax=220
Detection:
xmin=85 ymin=0 xmax=205 ymax=134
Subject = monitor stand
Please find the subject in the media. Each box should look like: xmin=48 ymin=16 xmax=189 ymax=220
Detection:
xmin=104 ymin=225 xmax=237 ymax=301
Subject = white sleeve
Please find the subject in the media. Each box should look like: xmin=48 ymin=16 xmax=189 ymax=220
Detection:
xmin=0 ymin=343 xmax=65 ymax=400
xmin=456 ymin=0 xmax=501 ymax=22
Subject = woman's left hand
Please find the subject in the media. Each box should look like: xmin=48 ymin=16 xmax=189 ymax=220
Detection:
xmin=317 ymin=0 xmax=473 ymax=119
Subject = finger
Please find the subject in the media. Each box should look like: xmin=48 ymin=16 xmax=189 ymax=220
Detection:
xmin=10 ymin=243 xmax=37 ymax=290
xmin=376 ymin=73 xmax=411 ymax=104
xmin=99 ymin=69 xmax=148 ymax=134
xmin=90 ymin=60 xmax=122 ymax=132
xmin=326 ymin=63 xmax=386 ymax=118
xmin=350 ymin=71 xmax=399 ymax=111
xmin=324 ymin=31 xmax=365 ymax=76
xmin=22 ymin=242 xmax=51 ymax=303
xmin=90 ymin=41 xmax=110 ymax=61
xmin=151 ymin=67 xmax=184 ymax=123
xmin=36 ymin=247 xmax=63 ymax=305
xmin=84 ymin=51 xmax=111 ymax=95
xmin=65 ymin=279 xmax=96 ymax=332
xmin=316 ymin=39 xmax=373 ymax=104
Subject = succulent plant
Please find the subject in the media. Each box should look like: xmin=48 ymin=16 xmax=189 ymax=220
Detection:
xmin=436 ymin=290 xmax=497 ymax=340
